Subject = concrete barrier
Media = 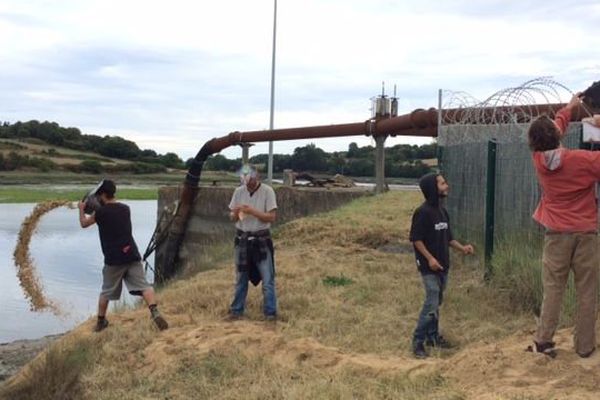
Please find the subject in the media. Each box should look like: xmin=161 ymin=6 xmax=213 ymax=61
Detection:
xmin=155 ymin=185 xmax=371 ymax=275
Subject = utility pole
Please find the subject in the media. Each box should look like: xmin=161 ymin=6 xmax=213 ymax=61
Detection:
xmin=267 ymin=0 xmax=277 ymax=184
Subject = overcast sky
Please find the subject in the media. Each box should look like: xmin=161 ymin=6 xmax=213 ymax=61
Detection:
xmin=1 ymin=0 xmax=599 ymax=160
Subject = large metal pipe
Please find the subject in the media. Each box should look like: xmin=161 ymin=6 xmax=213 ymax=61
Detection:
xmin=155 ymin=102 xmax=597 ymax=282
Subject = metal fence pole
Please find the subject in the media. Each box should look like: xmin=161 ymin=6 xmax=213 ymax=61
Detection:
xmin=437 ymin=89 xmax=443 ymax=172
xmin=484 ymin=140 xmax=497 ymax=280
xmin=267 ymin=0 xmax=278 ymax=184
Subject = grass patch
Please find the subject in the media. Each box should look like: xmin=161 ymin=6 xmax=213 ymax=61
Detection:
xmin=7 ymin=190 xmax=541 ymax=399
xmin=323 ymin=275 xmax=355 ymax=287
xmin=0 ymin=187 xmax=159 ymax=203
xmin=0 ymin=170 xmax=240 ymax=185
xmin=0 ymin=141 xmax=26 ymax=150
xmin=490 ymin=232 xmax=577 ymax=326
xmin=0 ymin=337 xmax=98 ymax=400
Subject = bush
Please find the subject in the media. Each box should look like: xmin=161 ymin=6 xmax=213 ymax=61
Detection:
xmin=79 ymin=160 xmax=104 ymax=174
xmin=131 ymin=162 xmax=167 ymax=174
xmin=28 ymin=157 xmax=57 ymax=172
xmin=2 ymin=151 xmax=25 ymax=170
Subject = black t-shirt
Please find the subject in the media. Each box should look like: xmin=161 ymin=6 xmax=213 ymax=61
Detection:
xmin=409 ymin=203 xmax=453 ymax=275
xmin=94 ymin=202 xmax=141 ymax=266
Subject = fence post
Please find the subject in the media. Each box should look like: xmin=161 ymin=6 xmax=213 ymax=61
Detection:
xmin=484 ymin=140 xmax=497 ymax=280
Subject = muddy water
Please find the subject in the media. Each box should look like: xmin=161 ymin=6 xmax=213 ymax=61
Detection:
xmin=0 ymin=200 xmax=156 ymax=343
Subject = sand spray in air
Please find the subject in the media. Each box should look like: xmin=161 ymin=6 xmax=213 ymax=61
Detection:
xmin=13 ymin=200 xmax=75 ymax=315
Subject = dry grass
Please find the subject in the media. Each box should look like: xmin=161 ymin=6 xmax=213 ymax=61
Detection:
xmin=0 ymin=336 xmax=98 ymax=400
xmin=2 ymin=191 xmax=562 ymax=400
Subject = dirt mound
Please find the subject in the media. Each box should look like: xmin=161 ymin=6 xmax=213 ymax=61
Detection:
xmin=142 ymin=320 xmax=435 ymax=377
xmin=440 ymin=328 xmax=600 ymax=399
xmin=13 ymin=200 xmax=73 ymax=315
xmin=4 ymin=191 xmax=598 ymax=399
xmin=140 ymin=319 xmax=600 ymax=399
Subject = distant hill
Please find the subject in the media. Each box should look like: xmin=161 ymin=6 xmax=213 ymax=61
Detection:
xmin=0 ymin=120 xmax=438 ymax=178
xmin=0 ymin=121 xmax=185 ymax=174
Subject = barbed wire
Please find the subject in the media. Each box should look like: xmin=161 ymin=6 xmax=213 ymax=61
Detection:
xmin=438 ymin=77 xmax=577 ymax=145
xmin=442 ymin=76 xmax=573 ymax=126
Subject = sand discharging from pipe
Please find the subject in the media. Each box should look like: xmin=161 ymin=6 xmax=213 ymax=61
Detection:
xmin=13 ymin=200 xmax=74 ymax=315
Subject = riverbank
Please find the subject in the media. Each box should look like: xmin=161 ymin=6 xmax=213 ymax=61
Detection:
xmin=7 ymin=191 xmax=590 ymax=400
xmin=0 ymin=170 xmax=241 ymax=203
xmin=0 ymin=334 xmax=62 ymax=382
xmin=0 ymin=186 xmax=159 ymax=203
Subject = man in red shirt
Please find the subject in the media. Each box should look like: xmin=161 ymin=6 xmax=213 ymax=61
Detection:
xmin=528 ymin=92 xmax=598 ymax=358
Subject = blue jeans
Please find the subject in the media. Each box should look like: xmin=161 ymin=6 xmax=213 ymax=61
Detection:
xmin=412 ymin=273 xmax=447 ymax=347
xmin=230 ymin=246 xmax=277 ymax=317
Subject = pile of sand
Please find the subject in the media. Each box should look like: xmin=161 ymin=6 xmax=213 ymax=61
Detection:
xmin=13 ymin=200 xmax=73 ymax=315
xmin=439 ymin=328 xmax=600 ymax=399
xmin=133 ymin=317 xmax=600 ymax=399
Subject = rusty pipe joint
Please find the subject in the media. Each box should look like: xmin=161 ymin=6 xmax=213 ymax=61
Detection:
xmin=410 ymin=108 xmax=438 ymax=129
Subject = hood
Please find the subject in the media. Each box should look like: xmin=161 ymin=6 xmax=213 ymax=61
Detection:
xmin=537 ymin=148 xmax=564 ymax=172
xmin=419 ymin=173 xmax=440 ymax=207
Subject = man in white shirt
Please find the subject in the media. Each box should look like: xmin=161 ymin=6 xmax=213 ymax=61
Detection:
xmin=227 ymin=165 xmax=278 ymax=321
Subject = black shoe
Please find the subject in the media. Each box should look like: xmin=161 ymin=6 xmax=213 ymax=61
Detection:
xmin=413 ymin=343 xmax=428 ymax=359
xmin=426 ymin=335 xmax=453 ymax=349
xmin=150 ymin=308 xmax=169 ymax=331
xmin=93 ymin=318 xmax=109 ymax=332
xmin=578 ymin=347 xmax=595 ymax=358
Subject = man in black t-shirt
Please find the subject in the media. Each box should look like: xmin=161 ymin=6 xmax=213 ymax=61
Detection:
xmin=78 ymin=180 xmax=168 ymax=332
xmin=409 ymin=173 xmax=474 ymax=359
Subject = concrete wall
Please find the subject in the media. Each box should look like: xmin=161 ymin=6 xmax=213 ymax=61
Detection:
xmin=155 ymin=185 xmax=371 ymax=271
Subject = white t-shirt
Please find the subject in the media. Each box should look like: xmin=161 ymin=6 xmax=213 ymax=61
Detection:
xmin=229 ymin=183 xmax=278 ymax=232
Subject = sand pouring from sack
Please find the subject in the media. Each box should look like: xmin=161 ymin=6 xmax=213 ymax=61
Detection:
xmin=13 ymin=200 xmax=73 ymax=315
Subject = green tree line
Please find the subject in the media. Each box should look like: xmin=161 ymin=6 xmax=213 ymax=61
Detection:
xmin=0 ymin=120 xmax=185 ymax=169
xmin=195 ymin=142 xmax=437 ymax=178
xmin=1 ymin=120 xmax=436 ymax=178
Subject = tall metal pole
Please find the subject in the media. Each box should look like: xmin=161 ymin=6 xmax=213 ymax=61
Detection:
xmin=437 ymin=89 xmax=443 ymax=171
xmin=267 ymin=0 xmax=277 ymax=184
xmin=437 ymin=89 xmax=442 ymax=137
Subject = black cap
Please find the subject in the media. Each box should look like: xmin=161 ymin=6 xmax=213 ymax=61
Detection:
xmin=95 ymin=179 xmax=116 ymax=198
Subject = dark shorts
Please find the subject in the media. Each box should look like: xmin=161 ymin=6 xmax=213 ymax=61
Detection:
xmin=101 ymin=261 xmax=151 ymax=300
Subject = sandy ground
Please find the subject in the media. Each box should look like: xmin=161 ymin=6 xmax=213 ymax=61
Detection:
xmin=116 ymin=312 xmax=600 ymax=399
xmin=3 ymin=315 xmax=599 ymax=399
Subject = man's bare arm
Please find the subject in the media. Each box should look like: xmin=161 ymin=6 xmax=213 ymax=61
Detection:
xmin=78 ymin=201 xmax=96 ymax=228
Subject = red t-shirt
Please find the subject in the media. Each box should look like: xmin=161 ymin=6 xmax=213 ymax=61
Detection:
xmin=532 ymin=108 xmax=600 ymax=232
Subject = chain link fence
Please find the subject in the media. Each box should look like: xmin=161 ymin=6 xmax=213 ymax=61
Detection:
xmin=440 ymin=122 xmax=583 ymax=323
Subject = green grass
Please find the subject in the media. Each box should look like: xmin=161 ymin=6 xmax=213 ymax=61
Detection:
xmin=0 ymin=170 xmax=244 ymax=203
xmin=323 ymin=275 xmax=355 ymax=287
xmin=490 ymin=232 xmax=578 ymax=326
xmin=0 ymin=187 xmax=159 ymax=203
